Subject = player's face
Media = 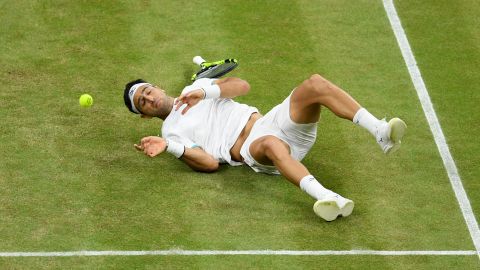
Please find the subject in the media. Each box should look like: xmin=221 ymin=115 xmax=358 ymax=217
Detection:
xmin=134 ymin=84 xmax=168 ymax=117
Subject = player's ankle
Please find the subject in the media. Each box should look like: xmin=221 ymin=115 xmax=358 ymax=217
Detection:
xmin=299 ymin=175 xmax=334 ymax=200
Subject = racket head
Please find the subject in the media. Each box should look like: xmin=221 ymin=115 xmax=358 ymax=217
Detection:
xmin=191 ymin=59 xmax=238 ymax=81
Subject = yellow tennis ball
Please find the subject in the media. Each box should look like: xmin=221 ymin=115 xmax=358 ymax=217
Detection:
xmin=79 ymin=94 xmax=93 ymax=108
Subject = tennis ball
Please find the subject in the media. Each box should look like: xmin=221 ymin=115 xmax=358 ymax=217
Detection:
xmin=79 ymin=94 xmax=93 ymax=108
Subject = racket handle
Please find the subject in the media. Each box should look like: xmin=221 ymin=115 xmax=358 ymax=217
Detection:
xmin=193 ymin=56 xmax=206 ymax=66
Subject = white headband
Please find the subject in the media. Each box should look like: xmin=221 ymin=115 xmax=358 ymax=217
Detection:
xmin=128 ymin=83 xmax=150 ymax=114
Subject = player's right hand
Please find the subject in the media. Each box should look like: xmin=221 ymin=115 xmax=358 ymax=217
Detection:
xmin=174 ymin=89 xmax=204 ymax=115
xmin=134 ymin=136 xmax=167 ymax=157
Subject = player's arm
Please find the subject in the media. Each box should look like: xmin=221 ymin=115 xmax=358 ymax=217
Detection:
xmin=135 ymin=136 xmax=219 ymax=173
xmin=180 ymin=147 xmax=219 ymax=173
xmin=214 ymin=77 xmax=251 ymax=98
xmin=175 ymin=77 xmax=250 ymax=114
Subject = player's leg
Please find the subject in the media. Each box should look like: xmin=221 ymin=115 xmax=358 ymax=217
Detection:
xmin=248 ymin=135 xmax=353 ymax=221
xmin=289 ymin=74 xmax=361 ymax=123
xmin=248 ymin=135 xmax=307 ymax=184
xmin=290 ymin=74 xmax=406 ymax=154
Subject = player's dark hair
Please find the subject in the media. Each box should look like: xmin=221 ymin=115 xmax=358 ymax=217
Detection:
xmin=123 ymin=79 xmax=147 ymax=114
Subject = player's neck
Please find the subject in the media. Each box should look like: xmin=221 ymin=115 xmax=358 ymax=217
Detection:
xmin=159 ymin=96 xmax=175 ymax=120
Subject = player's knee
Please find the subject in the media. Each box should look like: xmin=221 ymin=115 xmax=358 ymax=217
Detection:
xmin=309 ymin=73 xmax=325 ymax=82
xmin=307 ymin=74 xmax=334 ymax=97
xmin=262 ymin=136 xmax=290 ymax=162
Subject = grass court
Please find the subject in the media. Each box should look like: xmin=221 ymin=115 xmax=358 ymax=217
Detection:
xmin=1 ymin=0 xmax=479 ymax=268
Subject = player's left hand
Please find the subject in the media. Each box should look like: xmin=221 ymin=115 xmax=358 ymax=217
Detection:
xmin=175 ymin=89 xmax=204 ymax=114
xmin=134 ymin=136 xmax=167 ymax=157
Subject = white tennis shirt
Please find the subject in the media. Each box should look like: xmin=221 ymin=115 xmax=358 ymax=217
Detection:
xmin=161 ymin=78 xmax=259 ymax=165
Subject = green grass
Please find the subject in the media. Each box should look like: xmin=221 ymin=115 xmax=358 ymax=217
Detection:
xmin=1 ymin=255 xmax=478 ymax=270
xmin=395 ymin=0 xmax=480 ymax=224
xmin=0 ymin=0 xmax=479 ymax=269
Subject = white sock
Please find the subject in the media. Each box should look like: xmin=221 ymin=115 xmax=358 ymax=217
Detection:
xmin=299 ymin=175 xmax=335 ymax=201
xmin=353 ymin=108 xmax=381 ymax=137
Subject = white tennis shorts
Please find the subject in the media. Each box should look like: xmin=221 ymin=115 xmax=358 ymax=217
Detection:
xmin=240 ymin=92 xmax=317 ymax=175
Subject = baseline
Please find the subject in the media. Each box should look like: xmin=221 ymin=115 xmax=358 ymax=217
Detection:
xmin=0 ymin=249 xmax=476 ymax=257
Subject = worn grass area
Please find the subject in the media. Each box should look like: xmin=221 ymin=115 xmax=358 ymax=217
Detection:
xmin=0 ymin=0 xmax=478 ymax=268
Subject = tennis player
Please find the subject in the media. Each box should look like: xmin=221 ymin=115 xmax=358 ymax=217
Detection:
xmin=123 ymin=75 xmax=406 ymax=221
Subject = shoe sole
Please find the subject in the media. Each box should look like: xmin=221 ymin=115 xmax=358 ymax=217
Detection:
xmin=313 ymin=199 xmax=354 ymax=222
xmin=386 ymin=118 xmax=407 ymax=154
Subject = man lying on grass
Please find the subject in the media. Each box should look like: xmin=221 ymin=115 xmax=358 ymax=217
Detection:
xmin=123 ymin=75 xmax=406 ymax=221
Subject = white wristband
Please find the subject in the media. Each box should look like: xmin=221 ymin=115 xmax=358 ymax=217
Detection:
xmin=202 ymin=84 xmax=221 ymax=99
xmin=166 ymin=139 xmax=185 ymax=158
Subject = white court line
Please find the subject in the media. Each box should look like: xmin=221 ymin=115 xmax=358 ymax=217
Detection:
xmin=0 ymin=250 xmax=476 ymax=257
xmin=383 ymin=0 xmax=480 ymax=259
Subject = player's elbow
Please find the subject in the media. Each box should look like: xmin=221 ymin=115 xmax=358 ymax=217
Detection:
xmin=197 ymin=160 xmax=219 ymax=173
xmin=205 ymin=160 xmax=219 ymax=172
xmin=238 ymin=79 xmax=250 ymax=95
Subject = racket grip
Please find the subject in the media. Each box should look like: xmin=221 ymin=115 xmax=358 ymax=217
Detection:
xmin=193 ymin=56 xmax=206 ymax=66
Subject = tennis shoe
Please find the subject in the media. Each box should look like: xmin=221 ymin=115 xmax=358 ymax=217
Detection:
xmin=313 ymin=194 xmax=354 ymax=222
xmin=376 ymin=118 xmax=407 ymax=154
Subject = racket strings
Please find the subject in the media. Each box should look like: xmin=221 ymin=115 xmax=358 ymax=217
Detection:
xmin=192 ymin=59 xmax=238 ymax=81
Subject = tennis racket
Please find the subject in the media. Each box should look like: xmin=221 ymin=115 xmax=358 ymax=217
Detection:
xmin=191 ymin=56 xmax=238 ymax=81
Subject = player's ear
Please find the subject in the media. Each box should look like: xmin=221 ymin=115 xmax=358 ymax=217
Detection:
xmin=140 ymin=114 xmax=152 ymax=119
